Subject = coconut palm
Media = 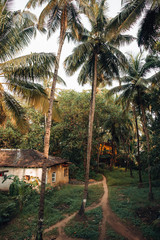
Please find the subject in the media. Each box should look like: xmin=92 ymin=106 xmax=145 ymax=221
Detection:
xmin=26 ymin=0 xmax=83 ymax=158
xmin=26 ymin=0 xmax=83 ymax=238
xmin=0 ymin=1 xmax=57 ymax=131
xmin=107 ymin=52 xmax=160 ymax=199
xmin=65 ymin=0 xmax=134 ymax=215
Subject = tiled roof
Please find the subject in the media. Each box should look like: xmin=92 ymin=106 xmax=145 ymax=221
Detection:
xmin=0 ymin=149 xmax=68 ymax=168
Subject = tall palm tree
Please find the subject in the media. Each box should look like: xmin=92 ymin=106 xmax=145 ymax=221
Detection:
xmin=26 ymin=0 xmax=83 ymax=157
xmin=65 ymin=0 xmax=134 ymax=215
xmin=107 ymin=52 xmax=160 ymax=199
xmin=26 ymin=1 xmax=83 ymax=238
xmin=0 ymin=1 xmax=57 ymax=131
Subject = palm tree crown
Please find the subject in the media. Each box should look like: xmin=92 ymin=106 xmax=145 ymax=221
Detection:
xmin=64 ymin=0 xmax=135 ymax=215
xmin=0 ymin=0 xmax=57 ymax=130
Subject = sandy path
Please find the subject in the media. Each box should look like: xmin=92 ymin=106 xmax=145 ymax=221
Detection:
xmin=44 ymin=176 xmax=145 ymax=240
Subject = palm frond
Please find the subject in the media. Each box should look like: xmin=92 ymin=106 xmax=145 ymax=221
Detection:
xmin=7 ymin=80 xmax=47 ymax=104
xmin=1 ymin=52 xmax=56 ymax=81
xmin=64 ymin=41 xmax=94 ymax=75
xmin=138 ymin=7 xmax=160 ymax=50
xmin=106 ymin=84 xmax=129 ymax=98
xmin=147 ymin=71 xmax=160 ymax=85
xmin=110 ymin=34 xmax=136 ymax=47
xmin=78 ymin=57 xmax=94 ymax=85
xmin=0 ymin=10 xmax=37 ymax=61
xmin=67 ymin=2 xmax=84 ymax=41
xmin=3 ymin=91 xmax=29 ymax=132
xmin=38 ymin=0 xmax=59 ymax=30
xmin=56 ymin=75 xmax=66 ymax=85
xmin=141 ymin=55 xmax=160 ymax=76
xmin=26 ymin=0 xmax=47 ymax=9
xmin=47 ymin=5 xmax=61 ymax=36
xmin=106 ymin=0 xmax=146 ymax=40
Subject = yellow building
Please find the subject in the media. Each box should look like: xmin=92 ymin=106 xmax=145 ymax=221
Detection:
xmin=0 ymin=149 xmax=70 ymax=191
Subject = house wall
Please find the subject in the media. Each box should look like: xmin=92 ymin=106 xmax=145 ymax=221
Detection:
xmin=0 ymin=164 xmax=69 ymax=191
xmin=47 ymin=165 xmax=69 ymax=186
xmin=0 ymin=167 xmax=42 ymax=191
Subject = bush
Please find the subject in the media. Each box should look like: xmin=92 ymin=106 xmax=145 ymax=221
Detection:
xmin=0 ymin=192 xmax=18 ymax=225
xmin=9 ymin=176 xmax=36 ymax=210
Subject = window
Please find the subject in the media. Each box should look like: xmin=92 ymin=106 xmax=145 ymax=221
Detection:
xmin=52 ymin=172 xmax=56 ymax=183
xmin=64 ymin=168 xmax=68 ymax=177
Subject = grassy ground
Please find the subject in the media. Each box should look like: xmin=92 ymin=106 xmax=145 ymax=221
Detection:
xmin=104 ymin=167 xmax=160 ymax=240
xmin=65 ymin=207 xmax=102 ymax=240
xmin=0 ymin=183 xmax=103 ymax=240
xmin=1 ymin=168 xmax=159 ymax=240
xmin=106 ymin=223 xmax=126 ymax=240
xmin=64 ymin=168 xmax=160 ymax=240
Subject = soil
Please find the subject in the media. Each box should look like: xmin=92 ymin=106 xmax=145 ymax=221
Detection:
xmin=44 ymin=176 xmax=145 ymax=240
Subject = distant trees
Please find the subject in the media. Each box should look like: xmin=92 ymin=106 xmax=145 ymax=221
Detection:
xmin=107 ymin=52 xmax=160 ymax=199
xmin=50 ymin=90 xmax=107 ymax=164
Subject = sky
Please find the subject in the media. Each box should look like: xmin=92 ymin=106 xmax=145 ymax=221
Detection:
xmin=12 ymin=0 xmax=140 ymax=92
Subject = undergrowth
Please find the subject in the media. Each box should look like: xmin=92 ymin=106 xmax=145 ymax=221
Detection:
xmin=64 ymin=207 xmax=102 ymax=240
xmin=0 ymin=183 xmax=103 ymax=240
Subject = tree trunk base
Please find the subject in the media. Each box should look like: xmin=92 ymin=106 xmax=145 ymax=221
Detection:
xmin=138 ymin=182 xmax=144 ymax=188
xmin=148 ymin=192 xmax=154 ymax=201
xmin=78 ymin=200 xmax=86 ymax=216
xmin=36 ymin=232 xmax=42 ymax=240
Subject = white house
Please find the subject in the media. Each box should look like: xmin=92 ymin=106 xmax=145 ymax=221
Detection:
xmin=0 ymin=149 xmax=70 ymax=191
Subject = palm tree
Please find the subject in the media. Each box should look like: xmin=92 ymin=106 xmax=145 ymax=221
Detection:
xmin=0 ymin=1 xmax=57 ymax=130
xmin=26 ymin=0 xmax=83 ymax=238
xmin=107 ymin=52 xmax=160 ymax=199
xmin=65 ymin=0 xmax=134 ymax=215
xmin=26 ymin=0 xmax=83 ymax=157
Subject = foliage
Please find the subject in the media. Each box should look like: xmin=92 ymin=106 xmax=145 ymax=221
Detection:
xmin=106 ymin=168 xmax=160 ymax=240
xmin=0 ymin=183 xmax=103 ymax=239
xmin=103 ymin=167 xmax=148 ymax=186
xmin=0 ymin=107 xmax=44 ymax=150
xmin=0 ymin=121 xmax=22 ymax=148
xmin=0 ymin=192 xmax=18 ymax=225
xmin=50 ymin=90 xmax=107 ymax=164
xmin=8 ymin=176 xmax=36 ymax=210
xmin=64 ymin=207 xmax=102 ymax=240
xmin=0 ymin=1 xmax=57 ymax=130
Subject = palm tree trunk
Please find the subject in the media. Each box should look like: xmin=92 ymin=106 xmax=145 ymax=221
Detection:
xmin=132 ymin=105 xmax=142 ymax=184
xmin=140 ymin=104 xmax=153 ymax=200
xmin=36 ymin=36 xmax=65 ymax=240
xmin=79 ymin=53 xmax=97 ymax=216
xmin=110 ymin=139 xmax=115 ymax=170
xmin=128 ymin=140 xmax=133 ymax=177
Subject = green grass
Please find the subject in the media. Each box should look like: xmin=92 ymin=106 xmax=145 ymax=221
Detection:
xmin=106 ymin=223 xmax=126 ymax=240
xmin=104 ymin=167 xmax=148 ymax=186
xmin=103 ymin=168 xmax=160 ymax=240
xmin=64 ymin=207 xmax=102 ymax=240
xmin=0 ymin=183 xmax=103 ymax=240
xmin=43 ymin=227 xmax=59 ymax=239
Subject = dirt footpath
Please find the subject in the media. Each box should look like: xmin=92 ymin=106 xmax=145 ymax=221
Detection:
xmin=44 ymin=176 xmax=145 ymax=240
